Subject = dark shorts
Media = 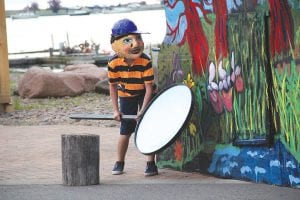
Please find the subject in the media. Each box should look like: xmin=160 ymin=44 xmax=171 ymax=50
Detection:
xmin=120 ymin=95 xmax=144 ymax=135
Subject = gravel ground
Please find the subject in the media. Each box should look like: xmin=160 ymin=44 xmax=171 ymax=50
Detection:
xmin=0 ymin=72 xmax=119 ymax=127
xmin=0 ymin=93 xmax=119 ymax=127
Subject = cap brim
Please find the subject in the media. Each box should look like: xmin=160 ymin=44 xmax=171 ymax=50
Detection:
xmin=112 ymin=31 xmax=150 ymax=38
xmin=132 ymin=30 xmax=150 ymax=34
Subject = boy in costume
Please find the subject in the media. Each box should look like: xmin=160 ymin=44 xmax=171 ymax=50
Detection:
xmin=108 ymin=18 xmax=158 ymax=176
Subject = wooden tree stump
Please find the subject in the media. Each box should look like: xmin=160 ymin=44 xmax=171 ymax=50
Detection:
xmin=61 ymin=134 xmax=99 ymax=186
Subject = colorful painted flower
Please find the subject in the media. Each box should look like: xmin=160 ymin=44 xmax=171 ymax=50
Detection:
xmin=174 ymin=140 xmax=183 ymax=161
xmin=209 ymin=89 xmax=223 ymax=114
xmin=169 ymin=52 xmax=184 ymax=84
xmin=222 ymin=89 xmax=233 ymax=112
xmin=208 ymin=62 xmax=223 ymax=114
xmin=231 ymin=52 xmax=244 ymax=93
xmin=183 ymin=73 xmax=195 ymax=88
xmin=207 ymin=52 xmax=244 ymax=113
xmin=218 ymin=60 xmax=233 ymax=112
xmin=234 ymin=66 xmax=244 ymax=92
xmin=189 ymin=122 xmax=197 ymax=137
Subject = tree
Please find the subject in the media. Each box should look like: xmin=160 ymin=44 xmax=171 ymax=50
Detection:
xmin=29 ymin=2 xmax=39 ymax=13
xmin=48 ymin=0 xmax=61 ymax=13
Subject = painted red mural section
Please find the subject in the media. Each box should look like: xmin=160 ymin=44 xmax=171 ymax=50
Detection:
xmin=269 ymin=0 xmax=294 ymax=57
xmin=183 ymin=0 xmax=209 ymax=74
xmin=164 ymin=0 xmax=230 ymax=74
xmin=213 ymin=0 xmax=228 ymax=60
xmin=164 ymin=0 xmax=210 ymax=75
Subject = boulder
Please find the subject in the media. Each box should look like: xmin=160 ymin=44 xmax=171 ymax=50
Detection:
xmin=64 ymin=63 xmax=107 ymax=80
xmin=95 ymin=78 xmax=109 ymax=95
xmin=18 ymin=65 xmax=108 ymax=98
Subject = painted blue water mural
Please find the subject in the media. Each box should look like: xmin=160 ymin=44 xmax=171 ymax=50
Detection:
xmin=208 ymin=140 xmax=300 ymax=188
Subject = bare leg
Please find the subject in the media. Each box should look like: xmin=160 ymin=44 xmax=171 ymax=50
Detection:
xmin=146 ymin=154 xmax=155 ymax=162
xmin=117 ymin=134 xmax=131 ymax=161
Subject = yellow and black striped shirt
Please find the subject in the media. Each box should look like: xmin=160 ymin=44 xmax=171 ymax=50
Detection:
xmin=108 ymin=53 xmax=154 ymax=97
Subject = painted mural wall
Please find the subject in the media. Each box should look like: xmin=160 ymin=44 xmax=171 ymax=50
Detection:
xmin=156 ymin=0 xmax=300 ymax=188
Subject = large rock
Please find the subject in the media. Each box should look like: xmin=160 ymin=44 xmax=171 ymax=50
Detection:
xmin=95 ymin=78 xmax=109 ymax=95
xmin=18 ymin=65 xmax=108 ymax=98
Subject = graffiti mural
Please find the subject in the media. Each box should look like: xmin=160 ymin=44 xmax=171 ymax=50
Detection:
xmin=156 ymin=0 xmax=300 ymax=188
xmin=163 ymin=0 xmax=210 ymax=74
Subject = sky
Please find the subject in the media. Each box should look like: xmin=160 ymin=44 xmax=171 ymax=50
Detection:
xmin=4 ymin=0 xmax=160 ymax=10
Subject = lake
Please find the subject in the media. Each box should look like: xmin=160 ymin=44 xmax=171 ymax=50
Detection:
xmin=5 ymin=9 xmax=166 ymax=58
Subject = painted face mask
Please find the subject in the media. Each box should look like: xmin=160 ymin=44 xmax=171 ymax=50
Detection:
xmin=111 ymin=34 xmax=144 ymax=61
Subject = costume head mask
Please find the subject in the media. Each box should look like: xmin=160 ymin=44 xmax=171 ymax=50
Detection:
xmin=110 ymin=19 xmax=149 ymax=60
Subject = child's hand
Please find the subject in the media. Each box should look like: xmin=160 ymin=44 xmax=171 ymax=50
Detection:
xmin=113 ymin=111 xmax=122 ymax=121
xmin=136 ymin=110 xmax=144 ymax=121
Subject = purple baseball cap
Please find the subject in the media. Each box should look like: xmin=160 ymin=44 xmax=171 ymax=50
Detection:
xmin=111 ymin=18 xmax=149 ymax=37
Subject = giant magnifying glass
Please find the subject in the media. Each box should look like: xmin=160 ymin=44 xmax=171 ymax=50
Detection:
xmin=70 ymin=84 xmax=194 ymax=155
xmin=134 ymin=84 xmax=194 ymax=154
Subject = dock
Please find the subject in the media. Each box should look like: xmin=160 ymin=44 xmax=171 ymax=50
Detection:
xmin=9 ymin=50 xmax=111 ymax=68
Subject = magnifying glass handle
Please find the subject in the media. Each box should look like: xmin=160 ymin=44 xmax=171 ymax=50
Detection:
xmin=69 ymin=113 xmax=136 ymax=120
xmin=121 ymin=115 xmax=137 ymax=120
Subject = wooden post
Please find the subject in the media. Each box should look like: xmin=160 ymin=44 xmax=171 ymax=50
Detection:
xmin=0 ymin=0 xmax=13 ymax=112
xmin=61 ymin=134 xmax=99 ymax=186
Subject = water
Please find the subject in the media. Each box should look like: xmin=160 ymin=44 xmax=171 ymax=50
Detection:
xmin=5 ymin=9 xmax=166 ymax=57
